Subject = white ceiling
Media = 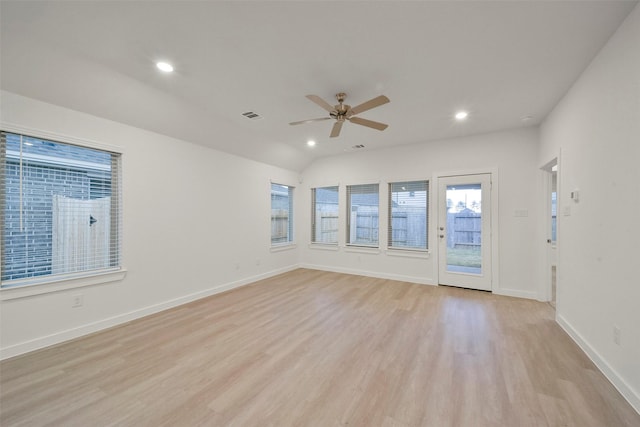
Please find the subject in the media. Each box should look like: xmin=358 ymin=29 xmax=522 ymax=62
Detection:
xmin=1 ymin=1 xmax=637 ymax=171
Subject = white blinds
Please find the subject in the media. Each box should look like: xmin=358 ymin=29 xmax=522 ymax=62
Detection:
xmin=388 ymin=180 xmax=428 ymax=250
xmin=311 ymin=186 xmax=338 ymax=244
xmin=346 ymin=183 xmax=379 ymax=246
xmin=0 ymin=131 xmax=122 ymax=287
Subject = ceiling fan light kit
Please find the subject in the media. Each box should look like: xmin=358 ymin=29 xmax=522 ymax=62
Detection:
xmin=290 ymin=92 xmax=390 ymax=138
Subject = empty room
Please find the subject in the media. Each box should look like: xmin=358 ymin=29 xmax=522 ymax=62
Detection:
xmin=1 ymin=1 xmax=639 ymax=426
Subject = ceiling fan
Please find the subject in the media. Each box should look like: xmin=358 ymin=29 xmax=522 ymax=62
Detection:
xmin=290 ymin=92 xmax=390 ymax=138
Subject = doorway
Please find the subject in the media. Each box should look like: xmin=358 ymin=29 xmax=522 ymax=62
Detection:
xmin=437 ymin=174 xmax=492 ymax=291
xmin=541 ymin=159 xmax=558 ymax=308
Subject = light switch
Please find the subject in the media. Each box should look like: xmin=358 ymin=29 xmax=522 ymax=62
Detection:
xmin=570 ymin=189 xmax=580 ymax=202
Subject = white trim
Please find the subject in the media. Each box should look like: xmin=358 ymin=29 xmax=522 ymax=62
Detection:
xmin=381 ymin=176 xmax=431 ymax=186
xmin=1 ymin=269 xmax=127 ymax=301
xmin=490 ymin=169 xmax=501 ymax=294
xmin=270 ymin=243 xmax=297 ymax=252
xmin=557 ymin=315 xmax=640 ymax=414
xmin=1 ymin=124 xmax=124 ymax=300
xmin=432 ymin=167 xmax=497 ymax=179
xmin=308 ymin=243 xmax=340 ymax=251
xmin=493 ymin=287 xmax=537 ymax=300
xmin=0 ymin=265 xmax=298 ymax=360
xmin=344 ymin=245 xmax=380 ymax=254
xmin=538 ymin=152 xmax=561 ymax=302
xmin=309 ymin=183 xmax=340 ymax=190
xmin=385 ymin=248 xmax=430 ymax=259
xmin=1 ymin=122 xmax=123 ymax=154
xmin=300 ymin=263 xmax=435 ymax=286
xmin=434 ymin=170 xmax=499 ymax=292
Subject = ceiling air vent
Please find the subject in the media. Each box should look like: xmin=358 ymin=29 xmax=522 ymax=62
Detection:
xmin=352 ymin=144 xmax=365 ymax=149
xmin=242 ymin=111 xmax=263 ymax=120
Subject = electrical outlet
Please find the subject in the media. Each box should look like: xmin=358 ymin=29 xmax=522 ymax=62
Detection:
xmin=613 ymin=325 xmax=621 ymax=346
xmin=72 ymin=294 xmax=84 ymax=308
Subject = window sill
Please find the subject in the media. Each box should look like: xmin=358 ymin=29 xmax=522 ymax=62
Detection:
xmin=270 ymin=243 xmax=297 ymax=252
xmin=386 ymin=249 xmax=430 ymax=259
xmin=344 ymin=245 xmax=380 ymax=255
xmin=308 ymin=243 xmax=340 ymax=251
xmin=0 ymin=269 xmax=127 ymax=301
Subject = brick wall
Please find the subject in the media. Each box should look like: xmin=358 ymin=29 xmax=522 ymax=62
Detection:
xmin=2 ymin=132 xmax=112 ymax=282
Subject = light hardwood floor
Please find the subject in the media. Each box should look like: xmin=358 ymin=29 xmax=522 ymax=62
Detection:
xmin=1 ymin=269 xmax=639 ymax=426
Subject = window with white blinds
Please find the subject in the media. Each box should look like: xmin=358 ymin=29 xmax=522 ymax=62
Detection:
xmin=271 ymin=183 xmax=294 ymax=245
xmin=388 ymin=180 xmax=428 ymax=250
xmin=346 ymin=183 xmax=379 ymax=247
xmin=0 ymin=131 xmax=122 ymax=288
xmin=311 ymin=186 xmax=338 ymax=244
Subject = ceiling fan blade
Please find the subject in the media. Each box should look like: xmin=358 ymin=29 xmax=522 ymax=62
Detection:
xmin=348 ymin=116 xmax=388 ymax=131
xmin=330 ymin=121 xmax=343 ymax=138
xmin=348 ymin=95 xmax=390 ymax=116
xmin=306 ymin=95 xmax=336 ymax=113
xmin=289 ymin=117 xmax=332 ymax=126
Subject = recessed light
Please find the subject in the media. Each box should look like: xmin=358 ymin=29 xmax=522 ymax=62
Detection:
xmin=455 ymin=111 xmax=469 ymax=121
xmin=307 ymin=140 xmax=316 ymax=147
xmin=156 ymin=61 xmax=174 ymax=73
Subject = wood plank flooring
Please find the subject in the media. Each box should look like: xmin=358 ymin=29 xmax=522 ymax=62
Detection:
xmin=1 ymin=269 xmax=639 ymax=426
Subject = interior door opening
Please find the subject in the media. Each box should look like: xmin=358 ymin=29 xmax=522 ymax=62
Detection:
xmin=542 ymin=158 xmax=558 ymax=308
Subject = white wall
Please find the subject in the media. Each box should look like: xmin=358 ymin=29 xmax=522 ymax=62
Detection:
xmin=299 ymin=126 xmax=541 ymax=299
xmin=0 ymin=91 xmax=300 ymax=358
xmin=539 ymin=4 xmax=640 ymax=411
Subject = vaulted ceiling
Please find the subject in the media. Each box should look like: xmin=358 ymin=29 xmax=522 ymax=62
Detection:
xmin=1 ymin=1 xmax=637 ymax=171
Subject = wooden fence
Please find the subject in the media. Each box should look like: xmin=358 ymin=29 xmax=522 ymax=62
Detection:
xmin=271 ymin=209 xmax=290 ymax=243
xmin=313 ymin=211 xmax=338 ymax=243
xmin=446 ymin=209 xmax=481 ymax=249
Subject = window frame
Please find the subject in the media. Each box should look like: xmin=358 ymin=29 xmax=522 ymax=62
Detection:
xmin=311 ymin=185 xmax=339 ymax=246
xmin=270 ymin=182 xmax=295 ymax=247
xmin=0 ymin=124 xmax=125 ymax=300
xmin=346 ymin=183 xmax=380 ymax=248
xmin=387 ymin=180 xmax=429 ymax=252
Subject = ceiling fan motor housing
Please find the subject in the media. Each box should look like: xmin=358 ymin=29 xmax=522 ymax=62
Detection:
xmin=289 ymin=92 xmax=390 ymax=137
xmin=332 ymin=93 xmax=350 ymax=118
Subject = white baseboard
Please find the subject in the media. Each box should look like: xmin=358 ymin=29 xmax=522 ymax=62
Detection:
xmin=299 ymin=263 xmax=436 ymax=286
xmin=494 ymin=287 xmax=538 ymax=300
xmin=557 ymin=314 xmax=640 ymax=415
xmin=0 ymin=265 xmax=299 ymax=360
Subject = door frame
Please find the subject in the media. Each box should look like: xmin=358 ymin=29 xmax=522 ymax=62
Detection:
xmin=433 ymin=168 xmax=500 ymax=292
xmin=540 ymin=154 xmax=561 ymax=304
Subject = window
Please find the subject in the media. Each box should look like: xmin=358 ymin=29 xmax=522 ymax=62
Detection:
xmin=388 ymin=180 xmax=428 ymax=250
xmin=311 ymin=186 xmax=338 ymax=244
xmin=346 ymin=183 xmax=379 ymax=247
xmin=1 ymin=131 xmax=122 ymax=288
xmin=271 ymin=183 xmax=293 ymax=245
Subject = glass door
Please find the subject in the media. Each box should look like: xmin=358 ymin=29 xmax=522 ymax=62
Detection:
xmin=438 ymin=174 xmax=492 ymax=291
